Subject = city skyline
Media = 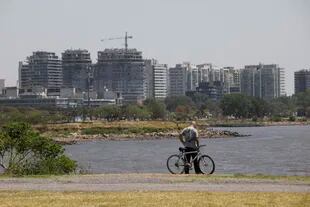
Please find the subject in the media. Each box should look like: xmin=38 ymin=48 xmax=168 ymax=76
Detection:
xmin=1 ymin=0 xmax=310 ymax=95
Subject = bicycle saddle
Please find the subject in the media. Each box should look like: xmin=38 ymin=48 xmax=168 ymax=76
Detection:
xmin=179 ymin=147 xmax=186 ymax=152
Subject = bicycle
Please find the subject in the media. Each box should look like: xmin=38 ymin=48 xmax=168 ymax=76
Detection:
xmin=166 ymin=145 xmax=215 ymax=174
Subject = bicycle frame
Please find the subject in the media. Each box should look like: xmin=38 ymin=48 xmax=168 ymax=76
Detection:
xmin=179 ymin=149 xmax=202 ymax=165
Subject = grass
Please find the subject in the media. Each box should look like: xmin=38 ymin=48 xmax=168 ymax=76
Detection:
xmin=0 ymin=191 xmax=309 ymax=207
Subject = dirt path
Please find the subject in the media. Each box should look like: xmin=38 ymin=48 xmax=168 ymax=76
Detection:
xmin=0 ymin=174 xmax=309 ymax=192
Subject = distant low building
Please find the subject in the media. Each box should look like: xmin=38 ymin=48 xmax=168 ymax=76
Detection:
xmin=0 ymin=96 xmax=115 ymax=108
xmin=2 ymin=87 xmax=19 ymax=98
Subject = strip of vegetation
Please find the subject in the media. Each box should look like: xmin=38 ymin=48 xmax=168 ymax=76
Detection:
xmin=81 ymin=126 xmax=172 ymax=135
xmin=0 ymin=191 xmax=308 ymax=207
xmin=0 ymin=90 xmax=309 ymax=127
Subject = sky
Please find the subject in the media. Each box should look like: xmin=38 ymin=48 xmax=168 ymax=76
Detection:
xmin=0 ymin=0 xmax=309 ymax=95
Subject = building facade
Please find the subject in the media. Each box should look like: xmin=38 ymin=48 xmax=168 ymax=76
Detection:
xmin=220 ymin=67 xmax=240 ymax=94
xmin=94 ymin=48 xmax=146 ymax=103
xmin=19 ymin=51 xmax=62 ymax=96
xmin=0 ymin=79 xmax=5 ymax=95
xmin=62 ymin=49 xmax=92 ymax=92
xmin=153 ymin=61 xmax=168 ymax=99
xmin=2 ymin=87 xmax=19 ymax=98
xmin=294 ymin=69 xmax=310 ymax=94
xmin=144 ymin=59 xmax=168 ymax=99
xmin=240 ymin=64 xmax=285 ymax=100
xmin=168 ymin=64 xmax=188 ymax=96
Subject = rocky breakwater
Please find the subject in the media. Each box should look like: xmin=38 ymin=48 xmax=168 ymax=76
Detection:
xmin=53 ymin=128 xmax=250 ymax=145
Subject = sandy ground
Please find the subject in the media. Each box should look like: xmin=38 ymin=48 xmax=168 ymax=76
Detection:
xmin=0 ymin=174 xmax=309 ymax=192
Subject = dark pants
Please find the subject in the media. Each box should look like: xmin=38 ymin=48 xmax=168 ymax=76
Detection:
xmin=184 ymin=147 xmax=202 ymax=174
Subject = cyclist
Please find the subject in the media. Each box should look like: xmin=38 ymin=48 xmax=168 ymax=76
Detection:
xmin=179 ymin=121 xmax=202 ymax=174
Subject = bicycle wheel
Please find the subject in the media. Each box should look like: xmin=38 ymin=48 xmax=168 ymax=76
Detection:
xmin=198 ymin=155 xmax=215 ymax=174
xmin=167 ymin=154 xmax=185 ymax=174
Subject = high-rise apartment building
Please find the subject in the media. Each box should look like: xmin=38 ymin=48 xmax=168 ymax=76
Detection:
xmin=19 ymin=51 xmax=62 ymax=96
xmin=240 ymin=64 xmax=285 ymax=100
xmin=197 ymin=63 xmax=213 ymax=83
xmin=183 ymin=62 xmax=198 ymax=91
xmin=144 ymin=59 xmax=155 ymax=99
xmin=168 ymin=64 xmax=187 ymax=96
xmin=94 ymin=48 xmax=146 ymax=103
xmin=145 ymin=59 xmax=168 ymax=99
xmin=153 ymin=61 xmax=168 ymax=99
xmin=62 ymin=49 xmax=92 ymax=92
xmin=294 ymin=69 xmax=310 ymax=94
xmin=220 ymin=67 xmax=240 ymax=94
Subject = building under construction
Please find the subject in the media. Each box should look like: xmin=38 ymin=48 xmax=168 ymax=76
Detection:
xmin=62 ymin=49 xmax=92 ymax=92
xmin=94 ymin=48 xmax=146 ymax=103
xmin=19 ymin=51 xmax=62 ymax=96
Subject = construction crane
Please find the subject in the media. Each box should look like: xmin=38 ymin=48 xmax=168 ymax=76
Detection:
xmin=101 ymin=32 xmax=133 ymax=51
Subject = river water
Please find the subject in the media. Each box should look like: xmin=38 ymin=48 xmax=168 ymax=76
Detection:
xmin=65 ymin=125 xmax=310 ymax=175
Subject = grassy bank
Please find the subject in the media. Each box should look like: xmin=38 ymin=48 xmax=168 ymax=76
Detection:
xmin=0 ymin=191 xmax=309 ymax=207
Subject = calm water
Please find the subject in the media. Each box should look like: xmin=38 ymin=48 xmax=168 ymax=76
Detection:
xmin=65 ymin=125 xmax=310 ymax=175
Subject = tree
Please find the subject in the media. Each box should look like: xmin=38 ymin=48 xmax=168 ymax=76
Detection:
xmin=144 ymin=99 xmax=167 ymax=119
xmin=251 ymin=97 xmax=270 ymax=118
xmin=123 ymin=104 xmax=150 ymax=120
xmin=220 ymin=94 xmax=253 ymax=118
xmin=165 ymin=96 xmax=194 ymax=112
xmin=269 ymin=96 xmax=296 ymax=117
xmin=0 ymin=122 xmax=76 ymax=175
xmin=294 ymin=90 xmax=310 ymax=117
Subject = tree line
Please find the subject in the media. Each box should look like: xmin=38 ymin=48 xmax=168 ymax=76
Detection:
xmin=0 ymin=90 xmax=309 ymax=125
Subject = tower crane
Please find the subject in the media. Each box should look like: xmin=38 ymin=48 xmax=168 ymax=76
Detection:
xmin=101 ymin=32 xmax=133 ymax=51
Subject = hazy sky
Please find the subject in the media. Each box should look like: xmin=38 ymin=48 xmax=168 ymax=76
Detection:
xmin=0 ymin=0 xmax=309 ymax=95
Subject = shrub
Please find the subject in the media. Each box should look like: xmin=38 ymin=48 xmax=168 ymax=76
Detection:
xmin=271 ymin=116 xmax=282 ymax=122
xmin=0 ymin=122 xmax=76 ymax=175
xmin=288 ymin=116 xmax=296 ymax=122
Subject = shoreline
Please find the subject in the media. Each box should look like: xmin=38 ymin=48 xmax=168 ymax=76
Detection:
xmin=208 ymin=121 xmax=309 ymax=127
xmin=34 ymin=120 xmax=308 ymax=145
xmin=53 ymin=129 xmax=248 ymax=145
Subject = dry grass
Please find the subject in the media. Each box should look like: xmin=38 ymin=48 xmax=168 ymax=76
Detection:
xmin=0 ymin=191 xmax=309 ymax=207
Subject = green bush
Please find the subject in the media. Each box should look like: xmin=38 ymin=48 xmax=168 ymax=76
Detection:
xmin=288 ymin=116 xmax=296 ymax=122
xmin=252 ymin=117 xmax=258 ymax=122
xmin=0 ymin=122 xmax=76 ymax=175
xmin=271 ymin=116 xmax=282 ymax=122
